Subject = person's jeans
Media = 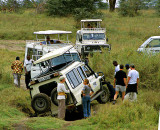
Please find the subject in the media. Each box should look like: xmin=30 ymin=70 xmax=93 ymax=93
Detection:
xmin=82 ymin=96 xmax=91 ymax=118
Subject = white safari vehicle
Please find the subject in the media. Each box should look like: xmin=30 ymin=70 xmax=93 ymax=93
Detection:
xmin=25 ymin=30 xmax=81 ymax=78
xmin=137 ymin=36 xmax=160 ymax=54
xmin=75 ymin=19 xmax=111 ymax=58
xmin=29 ymin=46 xmax=111 ymax=114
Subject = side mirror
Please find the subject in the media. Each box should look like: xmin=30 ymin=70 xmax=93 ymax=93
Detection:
xmin=146 ymin=44 xmax=150 ymax=48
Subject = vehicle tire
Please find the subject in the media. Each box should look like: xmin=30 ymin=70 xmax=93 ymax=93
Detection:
xmin=31 ymin=93 xmax=51 ymax=114
xmin=51 ymin=87 xmax=70 ymax=106
xmin=97 ymin=85 xmax=110 ymax=104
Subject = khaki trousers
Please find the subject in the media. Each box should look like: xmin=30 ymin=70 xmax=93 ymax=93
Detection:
xmin=13 ymin=73 xmax=21 ymax=88
xmin=58 ymin=99 xmax=66 ymax=120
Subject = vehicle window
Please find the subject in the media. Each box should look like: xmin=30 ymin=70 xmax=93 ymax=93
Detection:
xmin=83 ymin=33 xmax=105 ymax=40
xmin=82 ymin=66 xmax=92 ymax=77
xmin=148 ymin=39 xmax=160 ymax=48
xmin=71 ymin=53 xmax=81 ymax=62
xmin=66 ymin=69 xmax=82 ymax=89
xmin=77 ymin=67 xmax=86 ymax=80
xmin=27 ymin=48 xmax=37 ymax=61
xmin=51 ymin=53 xmax=80 ymax=67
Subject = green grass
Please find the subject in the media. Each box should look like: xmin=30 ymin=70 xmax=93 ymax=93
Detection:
xmin=0 ymin=9 xmax=159 ymax=129
xmin=26 ymin=117 xmax=65 ymax=129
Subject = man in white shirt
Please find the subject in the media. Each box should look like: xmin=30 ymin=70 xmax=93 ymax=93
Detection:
xmin=124 ymin=64 xmax=139 ymax=102
xmin=57 ymin=76 xmax=70 ymax=120
xmin=24 ymin=55 xmax=33 ymax=89
xmin=113 ymin=61 xmax=120 ymax=75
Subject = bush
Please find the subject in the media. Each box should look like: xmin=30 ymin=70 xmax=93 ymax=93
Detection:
xmin=156 ymin=0 xmax=160 ymax=16
xmin=46 ymin=0 xmax=103 ymax=21
xmin=118 ymin=0 xmax=144 ymax=17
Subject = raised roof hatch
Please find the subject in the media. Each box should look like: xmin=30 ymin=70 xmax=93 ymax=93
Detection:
xmin=34 ymin=45 xmax=73 ymax=64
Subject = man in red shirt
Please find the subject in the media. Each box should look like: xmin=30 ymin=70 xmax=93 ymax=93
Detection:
xmin=11 ymin=56 xmax=23 ymax=87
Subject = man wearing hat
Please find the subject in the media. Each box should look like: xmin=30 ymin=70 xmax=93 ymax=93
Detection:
xmin=124 ymin=64 xmax=139 ymax=102
xmin=57 ymin=76 xmax=70 ymax=120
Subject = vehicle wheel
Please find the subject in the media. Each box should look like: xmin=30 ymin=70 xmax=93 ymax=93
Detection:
xmin=51 ymin=87 xmax=70 ymax=106
xmin=51 ymin=88 xmax=58 ymax=106
xmin=31 ymin=93 xmax=51 ymax=114
xmin=97 ymin=85 xmax=110 ymax=104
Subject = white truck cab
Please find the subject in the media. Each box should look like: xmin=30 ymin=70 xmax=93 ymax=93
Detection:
xmin=137 ymin=36 xmax=160 ymax=54
xmin=75 ymin=19 xmax=111 ymax=58
xmin=25 ymin=30 xmax=81 ymax=78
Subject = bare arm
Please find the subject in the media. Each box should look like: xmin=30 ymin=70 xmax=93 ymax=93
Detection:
xmin=123 ymin=78 xmax=127 ymax=86
xmin=126 ymin=77 xmax=131 ymax=88
xmin=137 ymin=78 xmax=139 ymax=89
xmin=90 ymin=89 xmax=94 ymax=96
xmin=113 ymin=78 xmax=116 ymax=88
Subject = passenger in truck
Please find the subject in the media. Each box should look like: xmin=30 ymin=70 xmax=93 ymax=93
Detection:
xmin=41 ymin=36 xmax=51 ymax=45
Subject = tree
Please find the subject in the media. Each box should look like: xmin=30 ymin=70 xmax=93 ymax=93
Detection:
xmin=22 ymin=0 xmax=34 ymax=8
xmin=109 ymin=0 xmax=116 ymax=12
xmin=46 ymin=0 xmax=103 ymax=21
xmin=119 ymin=0 xmax=144 ymax=17
xmin=156 ymin=0 xmax=160 ymax=16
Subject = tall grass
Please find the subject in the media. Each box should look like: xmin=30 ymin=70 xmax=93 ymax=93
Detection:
xmin=0 ymin=49 xmax=24 ymax=84
xmin=89 ymin=49 xmax=160 ymax=88
xmin=0 ymin=9 xmax=159 ymax=129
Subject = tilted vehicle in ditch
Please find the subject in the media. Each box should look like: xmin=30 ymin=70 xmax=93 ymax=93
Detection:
xmin=29 ymin=46 xmax=113 ymax=114
xmin=75 ymin=19 xmax=111 ymax=58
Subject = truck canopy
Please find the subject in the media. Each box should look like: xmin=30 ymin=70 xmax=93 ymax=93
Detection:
xmin=81 ymin=19 xmax=102 ymax=22
xmin=34 ymin=30 xmax=72 ymax=35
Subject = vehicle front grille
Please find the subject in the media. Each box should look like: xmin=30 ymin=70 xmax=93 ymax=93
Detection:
xmin=84 ymin=45 xmax=109 ymax=52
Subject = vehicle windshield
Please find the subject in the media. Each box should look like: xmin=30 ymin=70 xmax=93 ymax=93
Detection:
xmin=51 ymin=53 xmax=80 ymax=67
xmin=83 ymin=33 xmax=105 ymax=40
xmin=140 ymin=38 xmax=152 ymax=48
xmin=33 ymin=53 xmax=81 ymax=78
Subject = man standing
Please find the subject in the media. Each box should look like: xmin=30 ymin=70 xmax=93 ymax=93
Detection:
xmin=24 ymin=55 xmax=33 ymax=89
xmin=11 ymin=56 xmax=23 ymax=88
xmin=113 ymin=64 xmax=127 ymax=104
xmin=57 ymin=76 xmax=70 ymax=120
xmin=125 ymin=64 xmax=139 ymax=102
xmin=113 ymin=61 xmax=120 ymax=75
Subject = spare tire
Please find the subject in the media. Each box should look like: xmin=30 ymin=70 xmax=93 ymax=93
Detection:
xmin=51 ymin=87 xmax=70 ymax=106
xmin=31 ymin=93 xmax=51 ymax=114
xmin=97 ymin=85 xmax=110 ymax=104
xmin=51 ymin=87 xmax=58 ymax=106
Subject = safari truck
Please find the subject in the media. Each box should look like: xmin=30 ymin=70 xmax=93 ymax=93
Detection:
xmin=137 ymin=36 xmax=160 ymax=54
xmin=75 ymin=19 xmax=111 ymax=58
xmin=29 ymin=46 xmax=112 ymax=115
xmin=25 ymin=30 xmax=81 ymax=78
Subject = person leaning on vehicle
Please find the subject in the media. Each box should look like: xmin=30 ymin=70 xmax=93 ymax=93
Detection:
xmin=11 ymin=56 xmax=23 ymax=88
xmin=24 ymin=55 xmax=33 ymax=89
xmin=124 ymin=64 xmax=139 ymax=102
xmin=113 ymin=64 xmax=127 ymax=105
xmin=57 ymin=76 xmax=70 ymax=120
